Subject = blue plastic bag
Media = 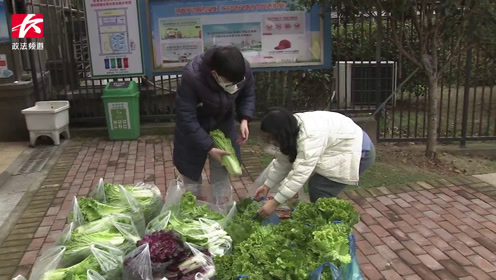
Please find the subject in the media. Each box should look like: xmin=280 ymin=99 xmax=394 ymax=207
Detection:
xmin=310 ymin=234 xmax=364 ymax=280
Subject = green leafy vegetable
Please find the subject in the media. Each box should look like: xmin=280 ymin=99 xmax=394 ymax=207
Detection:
xmin=310 ymin=223 xmax=352 ymax=265
xmin=292 ymin=197 xmax=360 ymax=228
xmin=99 ymin=183 xmax=162 ymax=223
xmin=179 ymin=191 xmax=224 ymax=221
xmin=76 ymin=197 xmax=128 ymax=222
xmin=167 ymin=211 xmax=232 ymax=256
xmin=210 ymin=129 xmax=242 ymax=176
xmin=225 ymin=199 xmax=261 ymax=245
xmin=215 ymin=197 xmax=360 ymax=279
xmin=42 ymin=254 xmax=101 ymax=280
xmin=63 ymin=230 xmax=128 ymax=264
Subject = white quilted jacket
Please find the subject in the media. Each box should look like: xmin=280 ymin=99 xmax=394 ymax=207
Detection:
xmin=264 ymin=111 xmax=364 ymax=204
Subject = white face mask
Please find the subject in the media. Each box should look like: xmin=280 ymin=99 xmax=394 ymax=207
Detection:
xmin=213 ymin=72 xmax=239 ymax=94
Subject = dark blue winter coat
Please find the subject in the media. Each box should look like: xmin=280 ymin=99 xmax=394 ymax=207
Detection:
xmin=172 ymin=49 xmax=256 ymax=181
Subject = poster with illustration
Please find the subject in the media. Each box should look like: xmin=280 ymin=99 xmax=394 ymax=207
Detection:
xmin=203 ymin=22 xmax=262 ymax=52
xmin=148 ymin=0 xmax=327 ymax=72
xmin=157 ymin=17 xmax=203 ymax=67
xmin=160 ymin=18 xmax=202 ymax=40
xmin=84 ymin=0 xmax=144 ymax=77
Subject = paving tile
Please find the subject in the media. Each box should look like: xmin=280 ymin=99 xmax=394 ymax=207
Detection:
xmin=411 ymin=263 xmax=441 ymax=280
xmin=18 ymin=251 xmax=38 ymax=266
xmin=463 ymin=266 xmax=493 ymax=280
xmin=380 ymin=269 xmax=402 ymax=280
xmin=360 ymin=263 xmax=384 ymax=280
xmin=467 ymin=255 xmax=496 ymax=273
xmin=439 ymin=259 xmax=469 ymax=278
xmin=382 ymin=235 xmax=404 ymax=251
xmin=397 ymin=249 xmax=421 ymax=265
xmin=445 ymin=250 xmax=473 ymax=266
xmin=434 ymin=269 xmax=458 ymax=280
xmin=417 ymin=254 xmax=444 ymax=270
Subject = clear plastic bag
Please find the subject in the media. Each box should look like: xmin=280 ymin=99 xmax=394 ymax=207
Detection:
xmin=176 ymin=242 xmax=215 ymax=279
xmin=220 ymin=201 xmax=237 ymax=228
xmin=68 ymin=196 xmax=85 ymax=228
xmin=146 ymin=210 xmax=231 ymax=256
xmin=56 ymin=222 xmax=75 ymax=246
xmin=87 ymin=269 xmax=106 ymax=280
xmin=309 ymin=235 xmax=364 ymax=280
xmin=69 ymin=189 xmax=146 ymax=236
xmin=91 ymin=243 xmax=124 ymax=280
xmin=91 ymin=178 xmax=164 ymax=224
xmin=29 ymin=246 xmax=66 ymax=280
xmin=122 ymin=243 xmax=153 ymax=280
xmin=251 ymin=160 xmax=276 ymax=193
xmin=211 ymin=177 xmax=234 ymax=206
xmin=90 ymin=178 xmax=107 ymax=202
xmin=195 ymin=218 xmax=232 ymax=256
xmin=59 ymin=214 xmax=141 ymax=267
xmin=162 ymin=179 xmax=186 ymax=215
xmin=24 ymin=244 xmax=124 ymax=280
xmin=249 ymin=161 xmax=305 ymax=218
xmin=145 ymin=210 xmax=172 ymax=235
xmin=131 ymin=182 xmax=163 ymax=222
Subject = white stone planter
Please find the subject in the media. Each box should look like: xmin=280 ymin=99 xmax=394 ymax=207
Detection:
xmin=22 ymin=101 xmax=70 ymax=146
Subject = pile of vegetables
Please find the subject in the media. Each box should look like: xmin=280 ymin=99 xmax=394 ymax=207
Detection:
xmin=15 ymin=173 xmax=362 ymax=280
xmin=215 ymin=197 xmax=360 ymax=279
xmin=15 ymin=180 xmax=168 ymax=280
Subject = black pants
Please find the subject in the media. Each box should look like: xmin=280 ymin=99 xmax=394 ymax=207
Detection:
xmin=308 ymin=144 xmax=376 ymax=202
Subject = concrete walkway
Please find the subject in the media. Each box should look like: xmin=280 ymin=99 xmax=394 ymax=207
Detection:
xmin=0 ymin=142 xmax=29 ymax=174
xmin=474 ymin=174 xmax=496 ymax=187
xmin=0 ymin=136 xmax=495 ymax=280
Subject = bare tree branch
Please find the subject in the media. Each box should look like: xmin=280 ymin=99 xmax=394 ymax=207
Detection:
xmin=400 ymin=19 xmax=421 ymax=59
xmin=439 ymin=42 xmax=478 ymax=76
xmin=390 ymin=21 xmax=424 ymax=69
xmin=431 ymin=6 xmax=439 ymax=76
xmin=418 ymin=1 xmax=429 ymax=58
xmin=479 ymin=44 xmax=496 ymax=63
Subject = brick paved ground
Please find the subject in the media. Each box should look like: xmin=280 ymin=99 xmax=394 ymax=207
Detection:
xmin=1 ymin=136 xmax=496 ymax=280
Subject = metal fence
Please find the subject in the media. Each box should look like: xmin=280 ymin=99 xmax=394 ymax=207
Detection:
xmin=21 ymin=0 xmax=496 ymax=143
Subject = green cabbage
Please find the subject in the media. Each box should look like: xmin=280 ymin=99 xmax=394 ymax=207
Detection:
xmin=210 ymin=129 xmax=242 ymax=176
xmin=100 ymin=183 xmax=162 ymax=223
xmin=77 ymin=197 xmax=127 ymax=222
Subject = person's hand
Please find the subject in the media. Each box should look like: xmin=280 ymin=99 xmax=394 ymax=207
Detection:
xmin=257 ymin=199 xmax=280 ymax=218
xmin=208 ymin=148 xmax=230 ymax=163
xmin=237 ymin=119 xmax=249 ymax=144
xmin=254 ymin=185 xmax=270 ymax=201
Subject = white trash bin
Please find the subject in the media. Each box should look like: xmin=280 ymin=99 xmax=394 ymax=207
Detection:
xmin=22 ymin=101 xmax=71 ymax=146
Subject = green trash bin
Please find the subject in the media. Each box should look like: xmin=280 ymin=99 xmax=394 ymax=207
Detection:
xmin=102 ymin=81 xmax=140 ymax=140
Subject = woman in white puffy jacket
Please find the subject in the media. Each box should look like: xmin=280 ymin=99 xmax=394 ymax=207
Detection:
xmin=255 ymin=108 xmax=375 ymax=218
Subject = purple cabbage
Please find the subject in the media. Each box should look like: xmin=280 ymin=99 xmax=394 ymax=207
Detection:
xmin=137 ymin=230 xmax=187 ymax=264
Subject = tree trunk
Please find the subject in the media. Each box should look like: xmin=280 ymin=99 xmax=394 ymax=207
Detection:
xmin=425 ymin=76 xmax=439 ymax=158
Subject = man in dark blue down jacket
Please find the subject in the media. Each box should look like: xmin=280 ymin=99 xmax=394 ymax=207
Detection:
xmin=173 ymin=46 xmax=256 ymax=198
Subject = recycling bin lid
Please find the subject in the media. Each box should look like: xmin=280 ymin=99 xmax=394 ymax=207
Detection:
xmin=103 ymin=81 xmax=139 ymax=97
